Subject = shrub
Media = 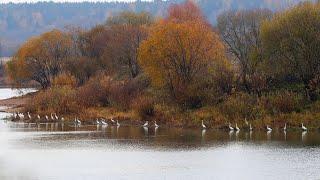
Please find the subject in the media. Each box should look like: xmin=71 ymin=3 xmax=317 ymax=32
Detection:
xmin=52 ymin=73 xmax=77 ymax=88
xmin=131 ymin=96 xmax=155 ymax=120
xmin=259 ymin=91 xmax=304 ymax=114
xmin=76 ymin=74 xmax=111 ymax=107
xmin=26 ymin=87 xmax=80 ymax=114
xmin=219 ymin=93 xmax=265 ymax=121
xmin=109 ymin=75 xmax=150 ymax=110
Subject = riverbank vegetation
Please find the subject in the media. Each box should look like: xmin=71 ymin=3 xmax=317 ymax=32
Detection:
xmin=5 ymin=1 xmax=320 ymax=129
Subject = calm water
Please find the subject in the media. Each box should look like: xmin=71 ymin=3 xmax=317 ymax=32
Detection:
xmin=1 ymin=88 xmax=320 ymax=180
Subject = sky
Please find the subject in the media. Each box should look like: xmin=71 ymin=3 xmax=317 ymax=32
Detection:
xmin=0 ymin=0 xmax=145 ymax=3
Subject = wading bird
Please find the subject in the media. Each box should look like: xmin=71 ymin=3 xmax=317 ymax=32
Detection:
xmin=54 ymin=113 xmax=58 ymax=120
xmin=111 ymin=118 xmax=115 ymax=124
xmin=116 ymin=120 xmax=120 ymax=127
xmin=202 ymin=120 xmax=206 ymax=129
xmin=143 ymin=121 xmax=149 ymax=127
xmin=101 ymin=119 xmax=108 ymax=126
xmin=229 ymin=123 xmax=234 ymax=131
xmin=154 ymin=121 xmax=159 ymax=128
xmin=51 ymin=113 xmax=55 ymax=121
xmin=235 ymin=123 xmax=240 ymax=131
xmin=27 ymin=112 xmax=31 ymax=120
xmin=301 ymin=123 xmax=307 ymax=131
xmin=74 ymin=117 xmax=81 ymax=125
xmin=267 ymin=125 xmax=272 ymax=132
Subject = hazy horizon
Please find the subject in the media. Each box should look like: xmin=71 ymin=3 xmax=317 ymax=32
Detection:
xmin=0 ymin=0 xmax=150 ymax=3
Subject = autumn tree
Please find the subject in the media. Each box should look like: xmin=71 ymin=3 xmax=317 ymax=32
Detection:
xmin=217 ymin=9 xmax=272 ymax=93
xmin=105 ymin=12 xmax=153 ymax=78
xmin=7 ymin=30 xmax=73 ymax=88
xmin=139 ymin=1 xmax=230 ymax=108
xmin=167 ymin=0 xmax=207 ymax=23
xmin=261 ymin=2 xmax=320 ymax=100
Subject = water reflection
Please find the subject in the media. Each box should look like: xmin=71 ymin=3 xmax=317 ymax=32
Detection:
xmin=302 ymin=131 xmax=307 ymax=142
xmin=2 ymin=119 xmax=320 ymax=179
xmin=3 ymin=121 xmax=319 ymax=148
xmin=267 ymin=131 xmax=272 ymax=141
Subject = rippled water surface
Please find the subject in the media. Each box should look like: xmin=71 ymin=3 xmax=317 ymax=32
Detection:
xmin=1 ymin=88 xmax=320 ymax=180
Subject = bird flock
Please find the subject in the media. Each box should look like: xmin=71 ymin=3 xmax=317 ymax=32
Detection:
xmin=11 ymin=112 xmax=309 ymax=132
xmin=11 ymin=112 xmax=159 ymax=129
xmin=202 ymin=120 xmax=308 ymax=132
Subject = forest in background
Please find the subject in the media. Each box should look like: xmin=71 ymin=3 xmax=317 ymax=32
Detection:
xmin=0 ymin=0 xmax=313 ymax=56
xmin=5 ymin=0 xmax=320 ymax=130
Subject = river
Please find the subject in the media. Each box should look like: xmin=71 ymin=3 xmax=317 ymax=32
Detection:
xmin=0 ymin=88 xmax=320 ymax=180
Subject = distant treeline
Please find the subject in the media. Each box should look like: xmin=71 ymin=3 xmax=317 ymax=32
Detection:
xmin=0 ymin=0 xmax=313 ymax=56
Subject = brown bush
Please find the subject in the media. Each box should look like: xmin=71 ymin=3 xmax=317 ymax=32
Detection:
xmin=26 ymin=87 xmax=80 ymax=115
xmin=109 ymin=75 xmax=150 ymax=110
xmin=52 ymin=73 xmax=77 ymax=88
xmin=259 ymin=91 xmax=304 ymax=114
xmin=76 ymin=74 xmax=111 ymax=107
xmin=131 ymin=96 xmax=155 ymax=120
xmin=219 ymin=93 xmax=265 ymax=121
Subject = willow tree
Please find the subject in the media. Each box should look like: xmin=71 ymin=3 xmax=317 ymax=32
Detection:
xmin=7 ymin=30 xmax=73 ymax=88
xmin=138 ymin=1 xmax=231 ymax=108
xmin=261 ymin=2 xmax=320 ymax=100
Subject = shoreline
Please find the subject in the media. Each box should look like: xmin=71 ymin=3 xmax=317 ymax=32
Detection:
xmin=0 ymin=94 xmax=31 ymax=113
xmin=1 ymin=92 xmax=320 ymax=130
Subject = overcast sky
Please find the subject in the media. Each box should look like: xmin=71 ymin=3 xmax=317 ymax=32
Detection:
xmin=0 ymin=0 xmax=145 ymax=3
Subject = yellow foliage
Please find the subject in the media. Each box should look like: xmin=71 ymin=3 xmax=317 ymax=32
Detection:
xmin=138 ymin=20 xmax=225 ymax=88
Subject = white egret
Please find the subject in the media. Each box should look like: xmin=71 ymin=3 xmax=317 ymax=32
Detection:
xmin=201 ymin=120 xmax=206 ymax=129
xmin=235 ymin=123 xmax=240 ymax=131
xmin=154 ymin=121 xmax=159 ymax=128
xmin=143 ymin=121 xmax=149 ymax=127
xmin=266 ymin=125 xmax=272 ymax=132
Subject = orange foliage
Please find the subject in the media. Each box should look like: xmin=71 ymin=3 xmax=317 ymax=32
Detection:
xmin=138 ymin=18 xmax=226 ymax=106
xmin=7 ymin=29 xmax=73 ymax=88
xmin=167 ymin=0 xmax=208 ymax=25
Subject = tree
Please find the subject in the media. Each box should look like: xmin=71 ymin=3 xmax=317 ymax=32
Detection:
xmin=167 ymin=0 xmax=207 ymax=24
xmin=217 ymin=9 xmax=272 ymax=92
xmin=7 ymin=30 xmax=73 ymax=88
xmin=105 ymin=12 xmax=153 ymax=78
xmin=138 ymin=2 xmax=229 ymax=108
xmin=261 ymin=2 xmax=320 ymax=100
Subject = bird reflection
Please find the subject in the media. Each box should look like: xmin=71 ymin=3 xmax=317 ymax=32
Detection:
xmin=201 ymin=129 xmax=206 ymax=137
xmin=235 ymin=130 xmax=240 ymax=140
xmin=101 ymin=124 xmax=107 ymax=132
xmin=302 ymin=131 xmax=307 ymax=142
xmin=284 ymin=131 xmax=287 ymax=141
xmin=267 ymin=131 xmax=272 ymax=141
xmin=154 ymin=126 xmax=159 ymax=136
xmin=55 ymin=123 xmax=59 ymax=131
xmin=143 ymin=126 xmax=148 ymax=136
xmin=229 ymin=130 xmax=234 ymax=140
